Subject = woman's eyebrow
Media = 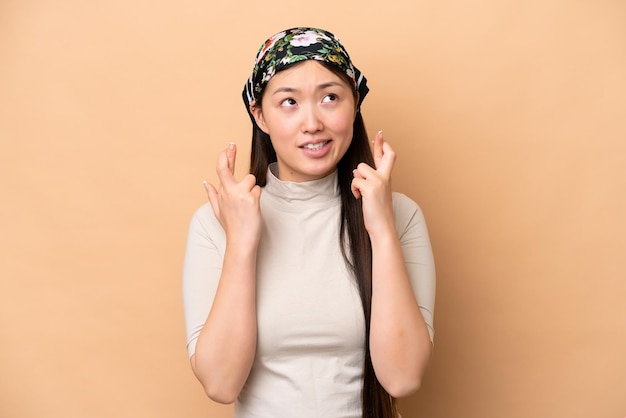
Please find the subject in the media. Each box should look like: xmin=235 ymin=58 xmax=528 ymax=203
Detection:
xmin=271 ymin=81 xmax=345 ymax=96
xmin=271 ymin=87 xmax=298 ymax=95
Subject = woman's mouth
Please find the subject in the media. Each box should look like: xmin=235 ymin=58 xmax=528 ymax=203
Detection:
xmin=301 ymin=140 xmax=331 ymax=151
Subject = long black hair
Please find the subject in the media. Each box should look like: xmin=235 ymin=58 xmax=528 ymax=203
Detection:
xmin=248 ymin=62 xmax=397 ymax=418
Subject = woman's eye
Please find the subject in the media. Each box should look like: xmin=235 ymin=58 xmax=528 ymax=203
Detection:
xmin=280 ymin=98 xmax=297 ymax=107
xmin=322 ymin=94 xmax=338 ymax=103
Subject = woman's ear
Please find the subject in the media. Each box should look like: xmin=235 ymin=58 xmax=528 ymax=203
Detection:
xmin=250 ymin=101 xmax=269 ymax=134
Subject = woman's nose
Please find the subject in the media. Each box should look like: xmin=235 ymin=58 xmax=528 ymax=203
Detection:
xmin=300 ymin=104 xmax=323 ymax=134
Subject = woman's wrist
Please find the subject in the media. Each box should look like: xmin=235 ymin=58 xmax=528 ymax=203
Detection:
xmin=366 ymin=218 xmax=398 ymax=246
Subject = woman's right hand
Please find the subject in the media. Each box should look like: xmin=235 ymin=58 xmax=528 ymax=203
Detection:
xmin=193 ymin=142 xmax=261 ymax=402
xmin=204 ymin=143 xmax=262 ymax=247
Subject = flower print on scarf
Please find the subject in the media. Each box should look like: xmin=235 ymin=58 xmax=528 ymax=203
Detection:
xmin=345 ymin=67 xmax=355 ymax=81
xmin=243 ymin=27 xmax=369 ymax=114
xmin=261 ymin=66 xmax=276 ymax=84
xmin=256 ymin=31 xmax=286 ymax=64
xmin=290 ymin=29 xmax=331 ymax=48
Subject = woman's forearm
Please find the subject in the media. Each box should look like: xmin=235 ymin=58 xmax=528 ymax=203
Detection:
xmin=369 ymin=225 xmax=432 ymax=398
xmin=191 ymin=240 xmax=258 ymax=404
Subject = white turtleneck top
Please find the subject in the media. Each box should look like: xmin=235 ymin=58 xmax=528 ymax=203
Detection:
xmin=183 ymin=164 xmax=435 ymax=418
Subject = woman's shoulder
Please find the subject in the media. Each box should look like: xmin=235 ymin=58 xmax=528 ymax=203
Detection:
xmin=187 ymin=202 xmax=224 ymax=238
xmin=391 ymin=192 xmax=428 ymax=234
xmin=391 ymin=191 xmax=421 ymax=215
xmin=190 ymin=202 xmax=217 ymax=222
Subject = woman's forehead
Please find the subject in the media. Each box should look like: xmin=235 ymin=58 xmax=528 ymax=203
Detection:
xmin=265 ymin=61 xmax=351 ymax=92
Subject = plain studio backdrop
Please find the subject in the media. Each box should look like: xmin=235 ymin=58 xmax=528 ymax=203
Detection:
xmin=1 ymin=0 xmax=625 ymax=417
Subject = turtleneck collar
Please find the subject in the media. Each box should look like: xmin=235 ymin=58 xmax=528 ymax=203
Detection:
xmin=263 ymin=163 xmax=340 ymax=207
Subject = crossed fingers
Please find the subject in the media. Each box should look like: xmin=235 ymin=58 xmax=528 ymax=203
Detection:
xmin=204 ymin=143 xmax=260 ymax=227
xmin=351 ymin=130 xmax=396 ymax=199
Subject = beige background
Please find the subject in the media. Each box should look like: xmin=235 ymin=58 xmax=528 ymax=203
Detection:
xmin=1 ymin=0 xmax=625 ymax=417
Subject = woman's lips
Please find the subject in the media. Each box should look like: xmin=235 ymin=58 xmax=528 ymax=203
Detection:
xmin=300 ymin=139 xmax=331 ymax=151
xmin=299 ymin=140 xmax=332 ymax=157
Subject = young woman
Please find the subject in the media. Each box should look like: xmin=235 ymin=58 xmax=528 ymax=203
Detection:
xmin=183 ymin=27 xmax=435 ymax=418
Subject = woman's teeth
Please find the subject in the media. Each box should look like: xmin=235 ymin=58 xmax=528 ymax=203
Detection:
xmin=303 ymin=141 xmax=329 ymax=150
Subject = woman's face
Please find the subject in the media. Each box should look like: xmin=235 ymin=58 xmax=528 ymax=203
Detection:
xmin=251 ymin=60 xmax=357 ymax=182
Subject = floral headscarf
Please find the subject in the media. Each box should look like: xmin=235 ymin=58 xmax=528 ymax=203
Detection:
xmin=242 ymin=27 xmax=369 ymax=115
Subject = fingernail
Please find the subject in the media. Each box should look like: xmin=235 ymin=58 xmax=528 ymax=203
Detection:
xmin=228 ymin=142 xmax=235 ymax=150
xmin=202 ymin=180 xmax=208 ymax=190
xmin=378 ymin=130 xmax=383 ymax=137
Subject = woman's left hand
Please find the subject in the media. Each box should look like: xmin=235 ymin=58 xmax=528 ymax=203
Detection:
xmin=351 ymin=130 xmax=396 ymax=236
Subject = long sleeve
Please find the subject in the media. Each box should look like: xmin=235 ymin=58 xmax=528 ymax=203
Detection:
xmin=393 ymin=192 xmax=436 ymax=342
xmin=182 ymin=203 xmax=226 ymax=357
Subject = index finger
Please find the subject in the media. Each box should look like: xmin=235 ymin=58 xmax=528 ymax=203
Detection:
xmin=373 ymin=130 xmax=384 ymax=169
xmin=226 ymin=142 xmax=236 ymax=174
xmin=377 ymin=140 xmax=396 ymax=177
xmin=215 ymin=149 xmax=237 ymax=187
